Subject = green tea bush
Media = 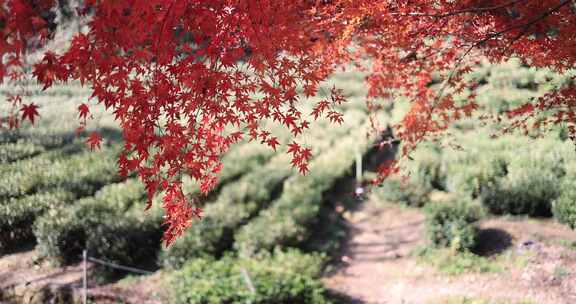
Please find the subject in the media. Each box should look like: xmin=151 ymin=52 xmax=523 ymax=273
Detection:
xmin=441 ymin=144 xmax=508 ymax=197
xmin=480 ymin=157 xmax=562 ymax=216
xmin=234 ymin=125 xmax=370 ymax=257
xmin=425 ymin=199 xmax=483 ymax=252
xmin=217 ymin=142 xmax=275 ymax=183
xmin=92 ymin=178 xmax=146 ymax=211
xmin=162 ymin=111 xmax=368 ymax=267
xmin=375 ymin=177 xmax=431 ymax=207
xmin=0 ymin=190 xmax=74 ymax=252
xmin=169 ymin=250 xmax=329 ymax=304
xmin=415 ymin=247 xmax=503 ymax=275
xmin=553 ymin=182 xmax=576 ymax=229
xmin=0 ymin=141 xmax=45 ymax=163
xmin=439 ymin=135 xmax=572 ymax=217
xmin=160 ymin=157 xmax=292 ymax=268
xmin=34 ymin=180 xmax=162 ymax=266
xmin=0 ymin=148 xmax=120 ymax=198
xmin=35 ymin=201 xmax=162 ymax=266
xmin=481 ymin=170 xmax=560 ymax=216
xmin=373 ymin=145 xmax=443 ymax=207
xmin=406 ymin=145 xmax=444 ymax=191
xmin=0 ymin=130 xmax=79 ymax=150
xmin=469 ymin=59 xmax=559 ymax=114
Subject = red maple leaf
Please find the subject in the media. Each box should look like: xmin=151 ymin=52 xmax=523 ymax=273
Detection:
xmin=86 ymin=132 xmax=102 ymax=150
xmin=78 ymin=103 xmax=90 ymax=120
xmin=20 ymin=103 xmax=40 ymax=125
xmin=4 ymin=0 xmax=576 ymax=246
xmin=266 ymin=137 xmax=280 ymax=151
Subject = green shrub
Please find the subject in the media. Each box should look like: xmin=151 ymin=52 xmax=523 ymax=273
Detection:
xmin=374 ymin=145 xmax=443 ymax=207
xmin=415 ymin=247 xmax=503 ymax=275
xmin=553 ymin=183 xmax=576 ymax=229
xmin=374 ymin=177 xmax=431 ymax=207
xmin=169 ymin=250 xmax=329 ymax=304
xmin=441 ymin=147 xmax=508 ymax=197
xmin=218 ymin=142 xmax=275 ymax=182
xmin=480 ymin=166 xmax=560 ymax=216
xmin=406 ymin=145 xmax=444 ymax=191
xmin=0 ymin=148 xmax=120 ymax=199
xmin=160 ymin=157 xmax=292 ymax=268
xmin=234 ymin=126 xmax=370 ymax=257
xmin=0 ymin=130 xmax=80 ymax=151
xmin=34 ymin=182 xmax=162 ymax=267
xmin=425 ymin=199 xmax=483 ymax=252
xmin=0 ymin=141 xmax=45 ymax=163
xmin=0 ymin=190 xmax=74 ymax=252
xmin=92 ymin=178 xmax=146 ymax=211
xmin=439 ymin=135 xmax=571 ymax=217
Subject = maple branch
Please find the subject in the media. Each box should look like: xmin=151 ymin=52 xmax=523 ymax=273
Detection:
xmin=487 ymin=0 xmax=572 ymax=41
xmin=433 ymin=0 xmax=573 ymax=108
xmin=397 ymin=0 xmax=526 ymax=18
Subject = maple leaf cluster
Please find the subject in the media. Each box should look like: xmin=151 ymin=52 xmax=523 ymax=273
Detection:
xmin=1 ymin=0 xmax=575 ymax=244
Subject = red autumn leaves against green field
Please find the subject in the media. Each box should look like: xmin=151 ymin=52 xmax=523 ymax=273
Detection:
xmin=1 ymin=0 xmax=575 ymax=245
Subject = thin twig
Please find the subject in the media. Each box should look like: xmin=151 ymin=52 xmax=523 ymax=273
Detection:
xmin=395 ymin=0 xmax=526 ymax=18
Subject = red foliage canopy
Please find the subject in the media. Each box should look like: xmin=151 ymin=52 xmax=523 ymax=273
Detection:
xmin=2 ymin=0 xmax=575 ymax=244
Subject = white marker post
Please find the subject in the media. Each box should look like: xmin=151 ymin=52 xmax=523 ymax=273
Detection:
xmin=82 ymin=250 xmax=87 ymax=304
xmin=240 ymin=268 xmax=256 ymax=294
xmin=355 ymin=152 xmax=364 ymax=198
xmin=356 ymin=152 xmax=362 ymax=183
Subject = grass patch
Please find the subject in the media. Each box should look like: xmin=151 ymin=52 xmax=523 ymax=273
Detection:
xmin=552 ymin=265 xmax=571 ymax=280
xmin=414 ymin=247 xmax=504 ymax=275
xmin=430 ymin=297 xmax=537 ymax=304
xmin=557 ymin=239 xmax=576 ymax=250
xmin=414 ymin=245 xmax=537 ymax=276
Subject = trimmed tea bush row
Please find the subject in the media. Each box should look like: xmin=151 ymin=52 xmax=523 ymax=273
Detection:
xmin=0 ymin=149 xmax=71 ymax=198
xmin=0 ymin=129 xmax=79 ymax=150
xmin=34 ymin=179 xmax=162 ymax=266
xmin=0 ymin=141 xmax=46 ymax=163
xmin=553 ymin=181 xmax=576 ymax=229
xmin=160 ymin=154 xmax=293 ymax=268
xmin=424 ymin=199 xmax=484 ymax=252
xmin=216 ymin=142 xmax=276 ymax=184
xmin=446 ymin=135 xmax=571 ymax=216
xmin=91 ymin=178 xmax=147 ymax=212
xmin=169 ymin=249 xmax=329 ymax=304
xmin=234 ymin=120 xmax=371 ymax=257
xmin=376 ymin=144 xmax=443 ymax=207
xmin=464 ymin=58 xmax=569 ymax=115
xmin=0 ymin=190 xmax=74 ymax=252
xmin=0 ymin=147 xmax=120 ymax=199
xmin=178 ymin=110 xmax=364 ymax=196
xmin=161 ymin=112 xmax=368 ymax=268
xmin=382 ymin=133 xmax=575 ymax=218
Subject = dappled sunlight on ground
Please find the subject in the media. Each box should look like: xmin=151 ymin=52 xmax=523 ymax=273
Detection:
xmin=324 ymin=200 xmax=576 ymax=304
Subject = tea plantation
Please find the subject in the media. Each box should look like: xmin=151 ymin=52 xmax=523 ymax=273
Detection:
xmin=1 ymin=60 xmax=576 ymax=303
xmin=376 ymin=59 xmax=576 ymax=253
xmin=0 ymin=71 xmax=382 ymax=303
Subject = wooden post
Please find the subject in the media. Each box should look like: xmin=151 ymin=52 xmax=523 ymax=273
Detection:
xmin=82 ymin=250 xmax=87 ymax=304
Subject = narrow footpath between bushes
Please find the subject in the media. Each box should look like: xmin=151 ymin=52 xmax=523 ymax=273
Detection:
xmin=323 ymin=200 xmax=576 ymax=304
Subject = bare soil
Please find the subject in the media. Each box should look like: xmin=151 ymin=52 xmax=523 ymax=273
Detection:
xmin=324 ymin=200 xmax=576 ymax=304
xmin=0 ymin=249 xmax=164 ymax=304
xmin=2 ymin=199 xmax=575 ymax=304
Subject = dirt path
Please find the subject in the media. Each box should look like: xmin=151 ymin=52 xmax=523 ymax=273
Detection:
xmin=324 ymin=201 xmax=576 ymax=304
xmin=0 ymin=249 xmax=163 ymax=303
